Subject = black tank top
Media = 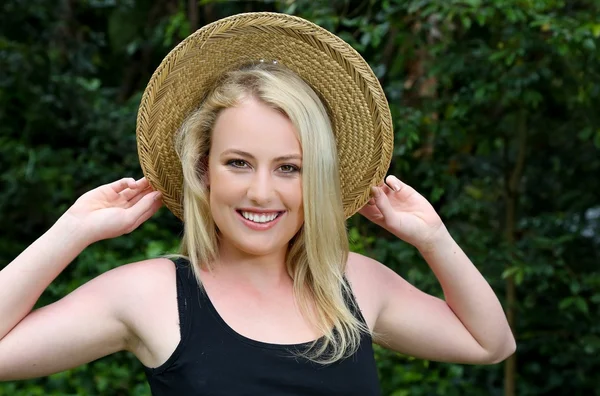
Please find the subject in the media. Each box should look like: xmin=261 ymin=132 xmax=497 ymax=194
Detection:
xmin=143 ymin=258 xmax=381 ymax=395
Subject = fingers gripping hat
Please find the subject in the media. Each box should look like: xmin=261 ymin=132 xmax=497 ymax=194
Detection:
xmin=136 ymin=12 xmax=393 ymax=220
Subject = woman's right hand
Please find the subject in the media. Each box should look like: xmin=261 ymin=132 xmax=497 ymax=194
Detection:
xmin=61 ymin=177 xmax=163 ymax=244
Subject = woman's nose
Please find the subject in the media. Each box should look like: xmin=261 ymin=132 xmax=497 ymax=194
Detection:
xmin=247 ymin=170 xmax=275 ymax=204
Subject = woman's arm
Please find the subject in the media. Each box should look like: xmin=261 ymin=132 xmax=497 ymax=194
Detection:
xmin=356 ymin=176 xmax=515 ymax=364
xmin=419 ymin=226 xmax=515 ymax=361
xmin=0 ymin=177 xmax=162 ymax=380
xmin=0 ymin=216 xmax=89 ymax=342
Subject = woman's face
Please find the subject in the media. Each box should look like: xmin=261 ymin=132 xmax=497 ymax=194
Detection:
xmin=207 ymin=97 xmax=304 ymax=258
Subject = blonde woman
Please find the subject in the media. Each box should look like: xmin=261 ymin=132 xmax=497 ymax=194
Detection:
xmin=0 ymin=13 xmax=515 ymax=395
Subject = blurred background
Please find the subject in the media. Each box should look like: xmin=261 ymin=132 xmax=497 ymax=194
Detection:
xmin=1 ymin=0 xmax=599 ymax=395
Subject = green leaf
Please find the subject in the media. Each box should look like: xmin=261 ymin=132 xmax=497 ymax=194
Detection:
xmin=559 ymin=296 xmax=590 ymax=315
xmin=461 ymin=15 xmax=472 ymax=30
xmin=502 ymin=266 xmax=520 ymax=279
xmin=576 ymin=298 xmax=590 ymax=315
xmin=583 ymin=38 xmax=596 ymax=51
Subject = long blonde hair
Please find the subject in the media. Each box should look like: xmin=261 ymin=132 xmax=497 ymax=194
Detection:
xmin=167 ymin=63 xmax=368 ymax=364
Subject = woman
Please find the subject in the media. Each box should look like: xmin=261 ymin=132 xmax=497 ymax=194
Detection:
xmin=0 ymin=13 xmax=515 ymax=395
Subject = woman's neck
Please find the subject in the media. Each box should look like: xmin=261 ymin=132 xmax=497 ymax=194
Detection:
xmin=212 ymin=238 xmax=292 ymax=291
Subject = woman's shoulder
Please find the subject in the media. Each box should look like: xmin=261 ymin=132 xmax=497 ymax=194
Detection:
xmin=110 ymin=256 xmax=177 ymax=314
xmin=106 ymin=257 xmax=180 ymax=367
xmin=119 ymin=256 xmax=176 ymax=283
xmin=102 ymin=257 xmax=176 ymax=301
xmin=346 ymin=252 xmax=399 ymax=292
xmin=345 ymin=252 xmax=390 ymax=331
xmin=100 ymin=257 xmax=177 ymax=331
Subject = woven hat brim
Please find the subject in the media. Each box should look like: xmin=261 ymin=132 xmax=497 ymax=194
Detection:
xmin=136 ymin=12 xmax=393 ymax=220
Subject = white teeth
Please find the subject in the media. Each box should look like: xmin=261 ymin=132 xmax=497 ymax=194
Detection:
xmin=241 ymin=211 xmax=279 ymax=223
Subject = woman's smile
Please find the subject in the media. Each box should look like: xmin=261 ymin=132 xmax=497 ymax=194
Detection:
xmin=236 ymin=209 xmax=285 ymax=231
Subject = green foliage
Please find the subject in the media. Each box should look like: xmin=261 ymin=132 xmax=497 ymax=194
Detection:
xmin=1 ymin=0 xmax=598 ymax=395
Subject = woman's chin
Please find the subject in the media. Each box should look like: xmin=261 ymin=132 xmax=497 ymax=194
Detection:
xmin=215 ymin=216 xmax=302 ymax=258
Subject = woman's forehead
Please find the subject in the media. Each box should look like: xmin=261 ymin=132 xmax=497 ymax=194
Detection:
xmin=211 ymin=99 xmax=302 ymax=157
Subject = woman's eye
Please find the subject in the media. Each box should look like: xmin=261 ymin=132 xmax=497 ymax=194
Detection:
xmin=280 ymin=164 xmax=300 ymax=173
xmin=227 ymin=159 xmax=248 ymax=168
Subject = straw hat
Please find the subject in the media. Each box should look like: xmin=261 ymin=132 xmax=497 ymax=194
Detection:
xmin=136 ymin=12 xmax=393 ymax=220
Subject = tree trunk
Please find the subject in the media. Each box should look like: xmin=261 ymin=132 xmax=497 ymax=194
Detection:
xmin=188 ymin=0 xmax=198 ymax=32
xmin=503 ymin=110 xmax=527 ymax=396
xmin=405 ymin=14 xmax=441 ymax=160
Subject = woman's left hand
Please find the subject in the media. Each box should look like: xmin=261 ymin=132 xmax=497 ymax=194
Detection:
xmin=358 ymin=175 xmax=445 ymax=251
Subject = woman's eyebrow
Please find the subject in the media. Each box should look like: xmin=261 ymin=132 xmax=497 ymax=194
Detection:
xmin=221 ymin=149 xmax=302 ymax=162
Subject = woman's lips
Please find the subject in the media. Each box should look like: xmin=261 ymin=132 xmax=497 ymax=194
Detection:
xmin=236 ymin=210 xmax=284 ymax=231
